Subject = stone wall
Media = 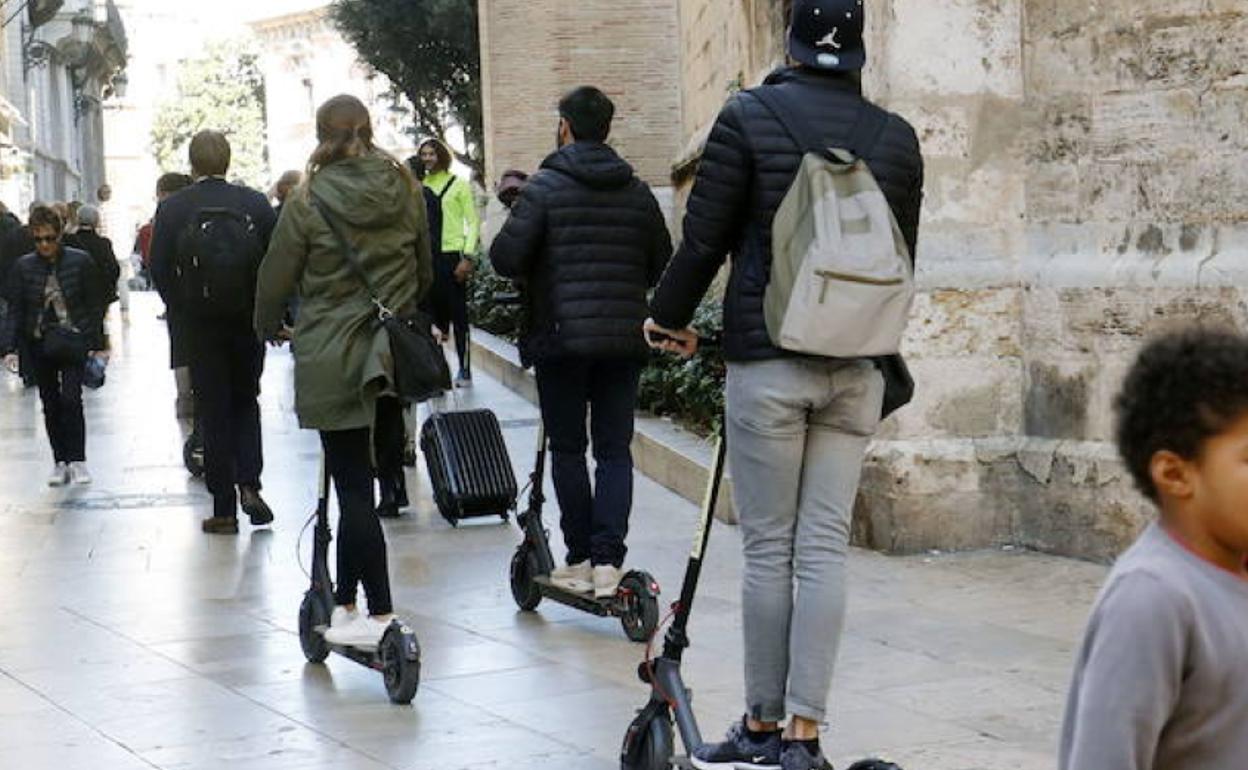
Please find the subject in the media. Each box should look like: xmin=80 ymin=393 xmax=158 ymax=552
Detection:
xmin=853 ymin=0 xmax=1248 ymax=561
xmin=478 ymin=0 xmax=682 ymax=192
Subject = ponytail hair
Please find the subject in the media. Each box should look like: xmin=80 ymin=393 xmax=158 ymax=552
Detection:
xmin=305 ymin=94 xmax=414 ymax=192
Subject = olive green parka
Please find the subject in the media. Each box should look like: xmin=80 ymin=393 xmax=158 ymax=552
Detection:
xmin=255 ymin=154 xmax=433 ymax=431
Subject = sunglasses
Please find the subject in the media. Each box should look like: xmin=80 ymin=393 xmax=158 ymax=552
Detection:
xmin=33 ymin=236 xmax=58 ymax=244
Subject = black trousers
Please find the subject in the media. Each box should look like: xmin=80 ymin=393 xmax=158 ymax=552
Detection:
xmin=32 ymin=348 xmax=86 ymax=463
xmin=534 ymin=358 xmax=642 ymax=568
xmin=188 ymin=324 xmax=265 ymax=518
xmin=319 ymin=397 xmax=403 ymax=615
xmin=427 ymin=252 xmax=470 ymax=373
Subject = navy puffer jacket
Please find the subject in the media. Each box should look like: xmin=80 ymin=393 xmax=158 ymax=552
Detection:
xmin=1 ymin=248 xmax=105 ymax=354
xmin=490 ymin=142 xmax=672 ymax=365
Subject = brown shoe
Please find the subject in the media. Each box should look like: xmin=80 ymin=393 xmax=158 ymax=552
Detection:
xmin=201 ymin=516 xmax=239 ymax=535
xmin=239 ymin=486 xmax=274 ymax=527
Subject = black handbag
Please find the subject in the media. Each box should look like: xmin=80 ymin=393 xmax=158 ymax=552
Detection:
xmin=310 ymin=194 xmax=451 ymax=403
xmin=40 ymin=325 xmax=88 ymax=365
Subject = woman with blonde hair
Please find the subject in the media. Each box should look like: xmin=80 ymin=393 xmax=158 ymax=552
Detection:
xmin=256 ymin=94 xmax=433 ymax=649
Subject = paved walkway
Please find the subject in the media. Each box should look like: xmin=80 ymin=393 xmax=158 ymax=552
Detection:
xmin=0 ymin=295 xmax=1108 ymax=770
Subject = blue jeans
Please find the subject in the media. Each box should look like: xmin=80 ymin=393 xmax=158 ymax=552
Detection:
xmin=535 ymin=358 xmax=642 ymax=568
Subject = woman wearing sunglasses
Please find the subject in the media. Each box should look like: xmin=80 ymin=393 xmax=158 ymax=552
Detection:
xmin=1 ymin=205 xmax=105 ymax=486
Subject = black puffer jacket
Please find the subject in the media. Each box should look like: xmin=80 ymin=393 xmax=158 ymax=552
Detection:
xmin=1 ymin=248 xmax=105 ymax=355
xmin=650 ymin=66 xmax=924 ymax=362
xmin=490 ymin=142 xmax=672 ymax=365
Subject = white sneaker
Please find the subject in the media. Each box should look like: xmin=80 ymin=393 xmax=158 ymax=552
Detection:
xmin=47 ymin=463 xmax=69 ymax=487
xmin=329 ymin=605 xmax=358 ymax=630
xmin=593 ymin=565 xmax=625 ymax=600
xmin=550 ymin=560 xmax=592 ymax=593
xmin=68 ymin=462 xmax=91 ymax=485
xmin=323 ymin=614 xmax=390 ymax=650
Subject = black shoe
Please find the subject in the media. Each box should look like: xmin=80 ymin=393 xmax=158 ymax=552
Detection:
xmin=239 ymin=486 xmax=274 ymax=527
xmin=781 ymin=741 xmax=834 ymax=770
xmin=201 ymin=516 xmax=239 ymax=535
xmin=846 ymin=761 xmax=902 ymax=770
xmin=691 ymin=718 xmax=782 ymax=770
xmin=376 ymin=473 xmax=406 ymax=518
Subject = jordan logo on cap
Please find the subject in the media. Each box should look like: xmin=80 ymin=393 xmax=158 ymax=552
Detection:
xmin=816 ymin=28 xmax=842 ymax=50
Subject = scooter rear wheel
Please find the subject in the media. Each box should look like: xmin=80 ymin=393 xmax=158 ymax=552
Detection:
xmin=619 ymin=573 xmax=660 ymax=643
xmin=380 ymin=624 xmax=421 ymax=704
xmin=298 ymin=591 xmax=331 ymax=664
xmin=183 ymin=434 xmax=204 ymax=478
xmin=509 ymin=546 xmax=543 ymax=611
xmin=621 ymin=713 xmax=675 ymax=770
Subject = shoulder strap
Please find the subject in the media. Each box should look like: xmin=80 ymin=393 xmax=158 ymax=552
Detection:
xmin=309 ymin=193 xmax=391 ymax=317
xmin=751 ymin=87 xmax=889 ymax=160
xmin=435 ymin=177 xmax=456 ymax=201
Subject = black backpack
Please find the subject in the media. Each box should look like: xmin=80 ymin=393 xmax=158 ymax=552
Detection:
xmin=174 ymin=207 xmax=263 ymax=319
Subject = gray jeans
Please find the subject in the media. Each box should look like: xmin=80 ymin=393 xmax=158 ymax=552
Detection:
xmin=726 ymin=357 xmax=884 ymax=723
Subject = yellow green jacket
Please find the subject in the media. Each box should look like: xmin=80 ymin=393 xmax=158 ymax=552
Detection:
xmin=423 ymin=170 xmax=480 ymax=255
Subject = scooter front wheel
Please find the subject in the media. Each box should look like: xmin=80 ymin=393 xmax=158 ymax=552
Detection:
xmin=509 ymin=546 xmax=543 ymax=611
xmin=621 ymin=713 xmax=675 ymax=770
xmin=619 ymin=573 xmax=660 ymax=643
xmin=381 ymin=623 xmax=421 ymax=704
xmin=298 ymin=590 xmax=331 ymax=664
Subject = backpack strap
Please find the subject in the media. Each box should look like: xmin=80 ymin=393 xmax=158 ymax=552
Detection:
xmin=435 ymin=177 xmax=456 ymax=201
xmin=750 ymin=87 xmax=889 ymax=161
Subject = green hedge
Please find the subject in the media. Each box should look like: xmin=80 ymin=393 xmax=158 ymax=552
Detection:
xmin=468 ymin=260 xmax=725 ymax=434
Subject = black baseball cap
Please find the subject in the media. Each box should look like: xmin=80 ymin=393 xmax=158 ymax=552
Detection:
xmin=788 ymin=0 xmax=866 ymax=72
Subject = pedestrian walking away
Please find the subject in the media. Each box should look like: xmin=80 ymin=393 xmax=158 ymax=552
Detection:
xmin=417 ymin=137 xmax=479 ymax=387
xmin=150 ymin=131 xmax=277 ymax=535
xmin=1059 ymin=329 xmax=1248 ymax=770
xmin=491 ymin=85 xmax=672 ymax=600
xmin=255 ymin=94 xmax=434 ymax=650
xmin=1 ymin=205 xmax=106 ymax=486
xmin=646 ymin=1 xmax=925 ymax=767
xmin=64 ymin=205 xmax=121 ymax=351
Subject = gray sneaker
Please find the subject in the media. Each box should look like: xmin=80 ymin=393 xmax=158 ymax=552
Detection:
xmin=691 ymin=718 xmax=782 ymax=770
xmin=780 ymin=741 xmax=833 ymax=770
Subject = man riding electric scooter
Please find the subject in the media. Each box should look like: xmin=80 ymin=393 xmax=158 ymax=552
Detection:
xmin=489 ymin=85 xmax=672 ymax=600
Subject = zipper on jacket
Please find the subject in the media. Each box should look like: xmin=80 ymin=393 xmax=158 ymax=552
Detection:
xmin=815 ymin=269 xmax=904 ymax=303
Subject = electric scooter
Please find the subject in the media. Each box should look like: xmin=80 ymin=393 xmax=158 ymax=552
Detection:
xmin=620 ymin=424 xmax=725 ymax=769
xmin=297 ymin=460 xmax=422 ymax=704
xmin=619 ymin=429 xmax=906 ymax=770
xmin=507 ymin=421 xmax=662 ymax=642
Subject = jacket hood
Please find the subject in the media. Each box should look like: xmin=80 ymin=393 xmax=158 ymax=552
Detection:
xmin=541 ymin=143 xmax=636 ymax=190
xmin=309 ymin=154 xmax=412 ymax=228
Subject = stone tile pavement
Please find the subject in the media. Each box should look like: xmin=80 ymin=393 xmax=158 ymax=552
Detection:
xmin=0 ymin=296 xmax=1108 ymax=769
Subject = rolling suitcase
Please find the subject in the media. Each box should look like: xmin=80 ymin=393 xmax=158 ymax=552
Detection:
xmin=420 ymin=409 xmax=518 ymax=526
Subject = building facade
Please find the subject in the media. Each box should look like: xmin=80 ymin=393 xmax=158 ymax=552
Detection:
xmin=250 ymin=4 xmax=418 ymax=184
xmin=478 ymin=0 xmax=683 ymax=210
xmin=3 ymin=0 xmax=127 ymax=212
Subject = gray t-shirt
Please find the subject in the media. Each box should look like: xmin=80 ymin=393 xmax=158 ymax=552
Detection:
xmin=1059 ymin=522 xmax=1248 ymax=770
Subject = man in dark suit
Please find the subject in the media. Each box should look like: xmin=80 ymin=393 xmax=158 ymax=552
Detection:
xmin=150 ymin=131 xmax=278 ymax=535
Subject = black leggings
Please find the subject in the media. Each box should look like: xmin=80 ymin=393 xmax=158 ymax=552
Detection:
xmin=319 ymin=397 xmax=405 ymax=616
xmin=427 ymin=252 xmax=470 ymax=373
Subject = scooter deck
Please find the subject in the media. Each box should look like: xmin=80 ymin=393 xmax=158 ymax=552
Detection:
xmin=533 ymin=575 xmax=613 ymax=617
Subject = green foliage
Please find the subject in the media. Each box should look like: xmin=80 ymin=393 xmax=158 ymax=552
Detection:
xmin=150 ymin=40 xmax=268 ymax=188
xmin=467 ymin=257 xmax=524 ymax=339
xmin=330 ymin=0 xmax=483 ymax=183
xmin=468 ymin=260 xmax=725 ymax=435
